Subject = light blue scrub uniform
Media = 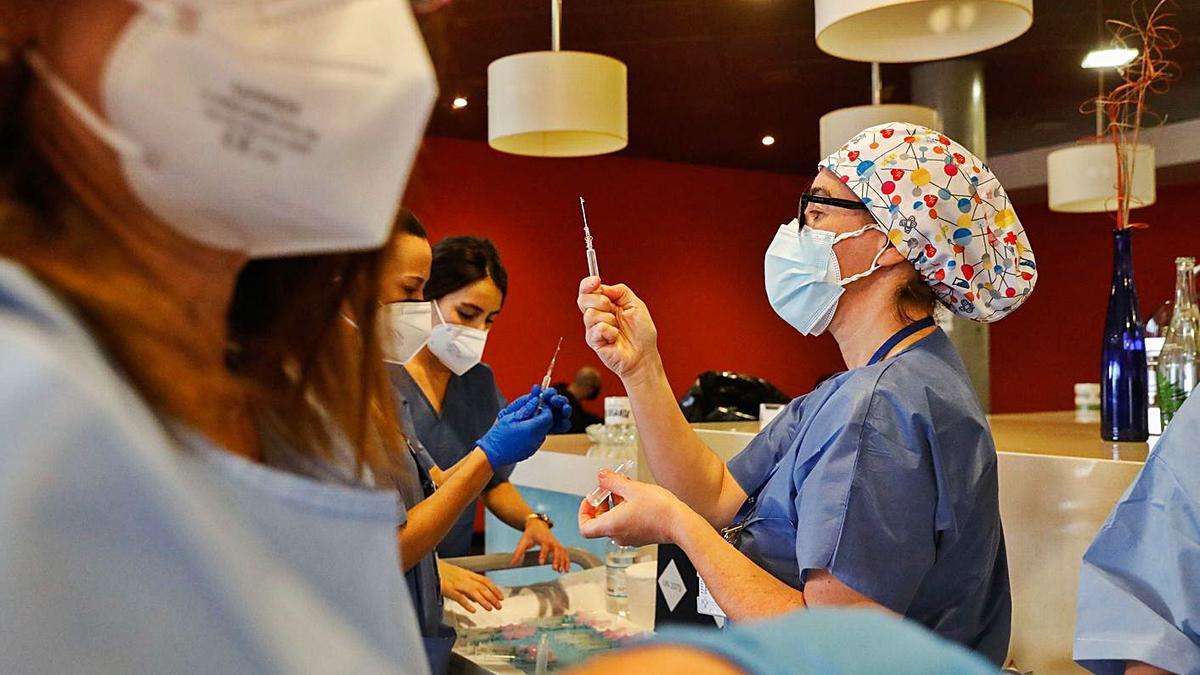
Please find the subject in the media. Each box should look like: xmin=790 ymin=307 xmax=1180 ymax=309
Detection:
xmin=654 ymin=607 xmax=996 ymax=675
xmin=725 ymin=323 xmax=1011 ymax=665
xmin=0 ymin=261 xmax=427 ymax=674
xmin=392 ymin=388 xmax=458 ymax=674
xmin=1074 ymin=392 xmax=1200 ymax=675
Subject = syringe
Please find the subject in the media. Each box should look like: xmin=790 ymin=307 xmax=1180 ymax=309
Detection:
xmin=580 ymin=196 xmax=600 ymax=278
xmin=541 ymin=337 xmax=563 ymax=391
xmin=585 ymin=459 xmax=635 ymax=508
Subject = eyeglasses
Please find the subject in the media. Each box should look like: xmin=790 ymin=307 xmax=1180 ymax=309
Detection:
xmin=799 ymin=192 xmax=870 ymax=228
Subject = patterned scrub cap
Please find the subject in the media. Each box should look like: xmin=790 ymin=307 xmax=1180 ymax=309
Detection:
xmin=821 ymin=121 xmax=1036 ymax=322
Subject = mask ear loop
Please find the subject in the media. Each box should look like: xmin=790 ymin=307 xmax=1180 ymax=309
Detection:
xmin=831 ymin=222 xmax=876 ymax=245
xmin=431 ymin=299 xmax=451 ymax=327
xmin=833 ymin=224 xmax=890 ymax=286
xmin=24 ymin=52 xmax=149 ymax=162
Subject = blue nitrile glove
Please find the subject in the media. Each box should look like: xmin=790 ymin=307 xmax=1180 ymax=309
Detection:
xmin=548 ymin=393 xmax=572 ymax=434
xmin=477 ymin=385 xmax=559 ymax=468
xmin=495 ymin=387 xmax=538 ymax=421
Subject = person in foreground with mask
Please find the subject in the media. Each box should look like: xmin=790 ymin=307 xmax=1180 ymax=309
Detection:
xmin=389 ymin=236 xmax=572 ymax=575
xmin=376 ymin=215 xmax=571 ymax=672
xmin=576 ymin=122 xmax=1037 ymax=665
xmin=0 ymin=0 xmax=447 ymax=672
xmin=1073 ymin=390 xmax=1200 ymax=675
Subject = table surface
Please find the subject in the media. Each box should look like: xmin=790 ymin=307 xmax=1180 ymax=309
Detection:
xmin=542 ymin=412 xmax=1151 ymax=463
xmin=987 ymin=411 xmax=1149 ymax=463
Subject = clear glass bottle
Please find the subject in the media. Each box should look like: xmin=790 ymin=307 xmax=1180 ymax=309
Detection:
xmin=1157 ymin=257 xmax=1200 ymax=428
xmin=1146 ymin=298 xmax=1172 ymax=419
xmin=598 ymin=396 xmax=638 ymax=460
xmin=604 ymin=541 xmax=635 ymax=617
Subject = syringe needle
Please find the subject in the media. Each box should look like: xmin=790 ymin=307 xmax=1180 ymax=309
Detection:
xmin=535 ymin=337 xmax=563 ymax=412
xmin=580 ymin=196 xmax=600 ymax=278
xmin=541 ymin=337 xmax=563 ymax=390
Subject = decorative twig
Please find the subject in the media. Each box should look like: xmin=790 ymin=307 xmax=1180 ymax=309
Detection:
xmin=1079 ymin=0 xmax=1181 ymax=229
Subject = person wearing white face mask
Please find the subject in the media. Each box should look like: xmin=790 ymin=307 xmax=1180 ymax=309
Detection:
xmin=392 ymin=236 xmax=573 ymax=577
xmin=575 ymin=123 xmax=1037 ymax=666
xmin=0 ymin=0 xmax=462 ymax=672
xmin=376 ymin=216 xmax=572 ymax=672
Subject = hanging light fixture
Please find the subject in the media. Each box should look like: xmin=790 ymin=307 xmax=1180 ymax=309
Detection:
xmin=488 ymin=0 xmax=627 ymax=157
xmin=819 ymin=63 xmax=940 ymax=157
xmin=1047 ymin=143 xmax=1156 ymax=213
xmin=814 ymin=0 xmax=1033 ymax=63
xmin=1046 ymin=2 xmax=1156 ymax=213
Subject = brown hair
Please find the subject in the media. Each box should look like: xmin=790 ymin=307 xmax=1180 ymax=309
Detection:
xmin=896 ymin=268 xmax=939 ymax=324
xmin=0 ymin=50 xmax=406 ymax=483
xmin=226 ymin=253 xmax=406 ymax=482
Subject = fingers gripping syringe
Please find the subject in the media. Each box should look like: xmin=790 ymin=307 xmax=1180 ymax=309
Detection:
xmin=585 ymin=459 xmax=635 ymax=508
xmin=580 ymin=196 xmax=600 ymax=278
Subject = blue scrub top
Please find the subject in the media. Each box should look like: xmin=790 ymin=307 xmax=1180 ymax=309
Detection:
xmin=726 ymin=328 xmax=1011 ymax=665
xmin=390 ymin=363 xmax=511 ymax=558
xmin=1074 ymin=393 xmax=1200 ymax=675
xmin=0 ymin=260 xmax=426 ymax=674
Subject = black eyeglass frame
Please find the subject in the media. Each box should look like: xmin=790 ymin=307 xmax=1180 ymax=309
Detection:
xmin=799 ymin=192 xmax=870 ymax=228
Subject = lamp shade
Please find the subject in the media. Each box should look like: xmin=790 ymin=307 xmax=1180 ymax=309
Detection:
xmin=488 ymin=50 xmax=627 ymax=157
xmin=819 ymin=104 xmax=941 ymax=158
xmin=815 ymin=0 xmax=1033 ymax=63
xmin=1047 ymin=143 xmax=1156 ymax=213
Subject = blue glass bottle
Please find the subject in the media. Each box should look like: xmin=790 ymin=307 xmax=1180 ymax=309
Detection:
xmin=1101 ymin=229 xmax=1149 ymax=441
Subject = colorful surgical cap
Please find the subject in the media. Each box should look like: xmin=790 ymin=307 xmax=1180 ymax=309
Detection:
xmin=821 ymin=122 xmax=1036 ymax=322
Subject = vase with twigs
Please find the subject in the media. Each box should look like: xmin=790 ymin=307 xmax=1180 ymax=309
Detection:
xmin=1083 ymin=0 xmax=1181 ymax=441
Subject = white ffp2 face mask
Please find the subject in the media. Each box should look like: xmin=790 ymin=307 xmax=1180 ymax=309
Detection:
xmin=25 ymin=0 xmax=437 ymax=258
xmin=426 ymin=302 xmax=488 ymax=376
xmin=380 ymin=300 xmax=432 ymax=365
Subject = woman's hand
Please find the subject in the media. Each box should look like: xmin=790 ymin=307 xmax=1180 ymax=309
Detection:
xmin=577 ymin=277 xmax=661 ymax=385
xmin=438 ymin=560 xmax=504 ymax=613
xmin=577 ymin=469 xmax=690 ymax=547
xmin=476 ymin=385 xmax=570 ymax=467
xmin=510 ymin=518 xmax=571 ymax=573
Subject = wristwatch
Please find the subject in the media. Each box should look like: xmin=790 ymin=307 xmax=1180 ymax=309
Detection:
xmin=525 ymin=512 xmax=554 ymax=529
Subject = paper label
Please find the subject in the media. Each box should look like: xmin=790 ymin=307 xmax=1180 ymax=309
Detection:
xmin=696 ymin=575 xmax=727 ymax=618
xmin=657 ymin=559 xmax=686 ymax=612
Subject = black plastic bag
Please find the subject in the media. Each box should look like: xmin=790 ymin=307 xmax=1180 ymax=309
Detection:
xmin=679 ymin=371 xmax=790 ymax=423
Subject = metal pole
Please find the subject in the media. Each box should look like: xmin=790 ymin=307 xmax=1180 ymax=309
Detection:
xmin=871 ymin=62 xmax=882 ymax=106
xmin=551 ymin=0 xmax=562 ymax=51
xmin=912 ymin=59 xmax=991 ymax=410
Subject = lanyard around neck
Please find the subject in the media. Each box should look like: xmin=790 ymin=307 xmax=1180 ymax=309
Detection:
xmin=867 ymin=316 xmax=936 ymax=366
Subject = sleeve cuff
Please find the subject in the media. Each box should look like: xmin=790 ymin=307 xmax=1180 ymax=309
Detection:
xmin=1075 ymin=637 xmax=1200 ymax=675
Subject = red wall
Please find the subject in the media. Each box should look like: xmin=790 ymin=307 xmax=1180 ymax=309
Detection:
xmin=403 ymin=136 xmax=844 ymax=410
xmin=405 ymin=136 xmax=1197 ymax=414
xmin=990 ymin=182 xmax=1196 ymax=412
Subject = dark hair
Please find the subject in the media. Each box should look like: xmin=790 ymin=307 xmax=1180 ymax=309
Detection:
xmin=394 ymin=207 xmax=427 ymax=239
xmin=424 ymin=236 xmax=508 ymax=303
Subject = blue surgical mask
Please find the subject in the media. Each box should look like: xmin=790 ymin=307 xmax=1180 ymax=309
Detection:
xmin=764 ymin=219 xmax=887 ymax=336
